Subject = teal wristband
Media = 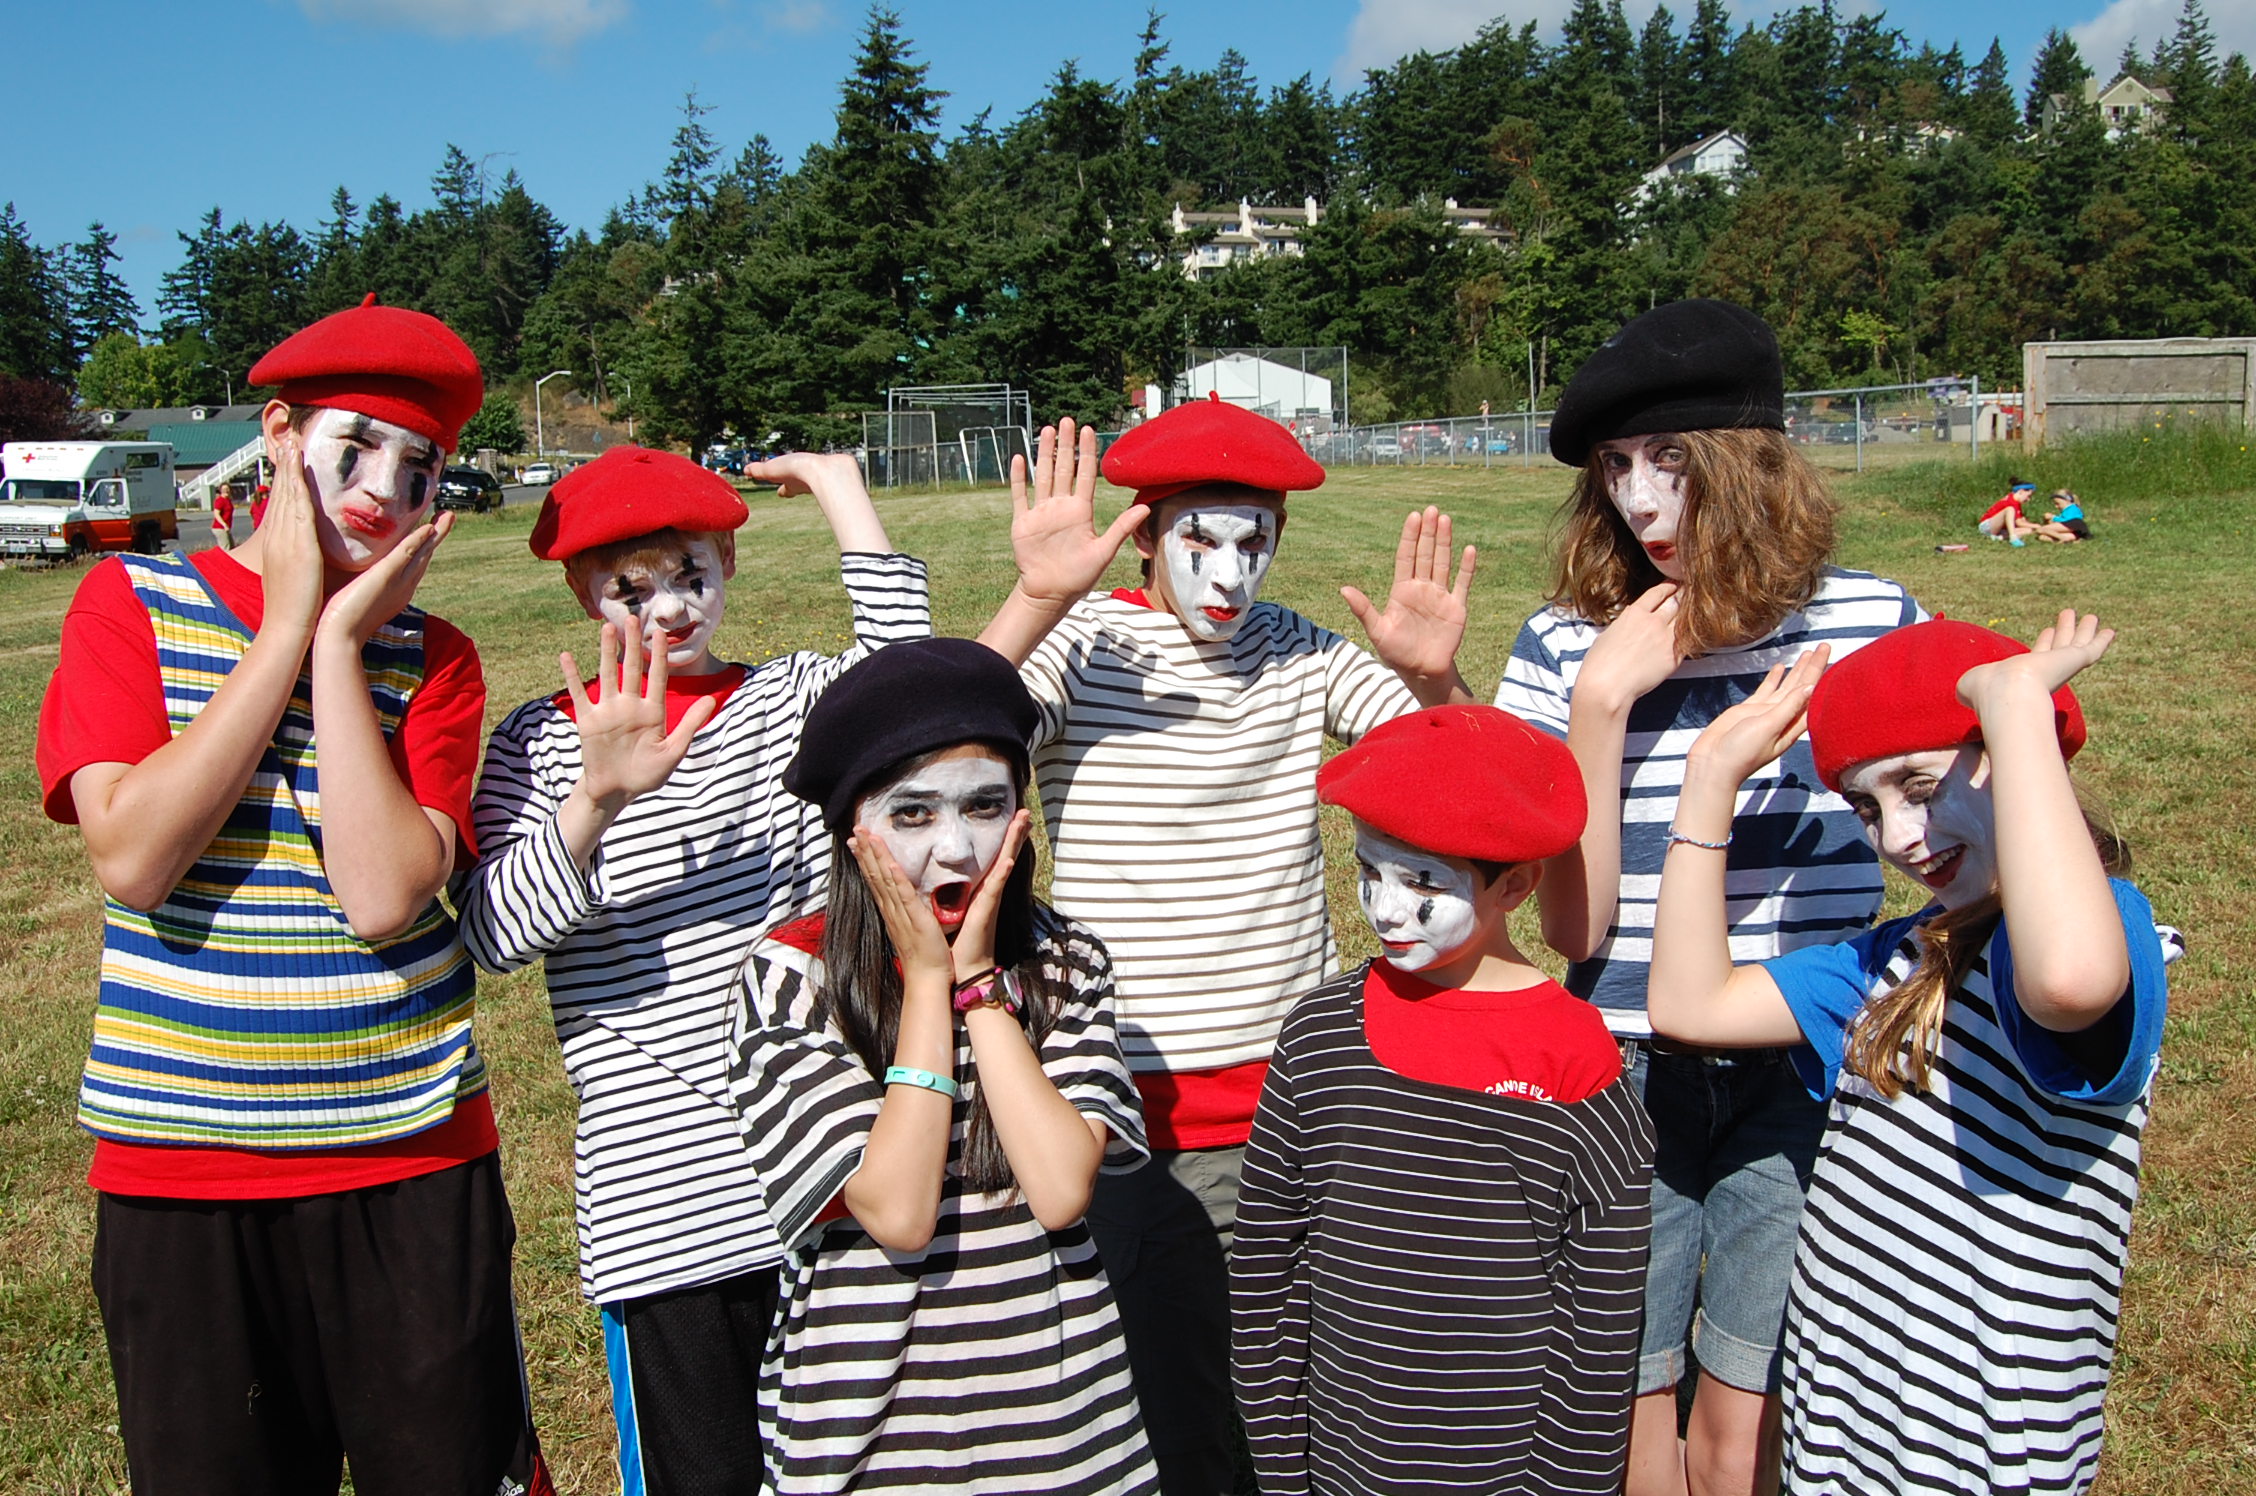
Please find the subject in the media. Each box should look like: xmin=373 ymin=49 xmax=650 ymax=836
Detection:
xmin=883 ymin=1065 xmax=959 ymax=1100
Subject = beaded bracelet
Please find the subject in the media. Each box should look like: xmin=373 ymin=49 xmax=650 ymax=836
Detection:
xmin=1666 ymin=826 xmax=1733 ymax=851
xmin=883 ymin=1065 xmax=959 ymax=1100
xmin=951 ymin=964 xmax=1001 ymax=994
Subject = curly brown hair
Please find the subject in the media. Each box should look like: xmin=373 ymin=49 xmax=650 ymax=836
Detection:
xmin=1549 ymin=427 xmax=1837 ymax=655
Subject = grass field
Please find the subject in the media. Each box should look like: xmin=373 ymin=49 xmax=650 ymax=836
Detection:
xmin=2 ymin=428 xmax=2252 ymax=1493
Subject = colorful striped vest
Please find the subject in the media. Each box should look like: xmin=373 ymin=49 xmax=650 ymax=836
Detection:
xmin=80 ymin=553 xmax=485 ymax=1149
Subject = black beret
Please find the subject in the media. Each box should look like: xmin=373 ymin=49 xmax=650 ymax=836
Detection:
xmin=783 ymin=638 xmax=1039 ymax=833
xmin=1549 ymin=299 xmax=1785 ymax=466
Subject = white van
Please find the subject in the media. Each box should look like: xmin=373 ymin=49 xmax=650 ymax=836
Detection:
xmin=0 ymin=442 xmax=178 ymax=561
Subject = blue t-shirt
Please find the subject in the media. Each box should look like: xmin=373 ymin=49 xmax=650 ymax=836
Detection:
xmin=1761 ymin=879 xmax=2167 ymax=1105
xmin=2055 ymin=501 xmax=2086 ymax=522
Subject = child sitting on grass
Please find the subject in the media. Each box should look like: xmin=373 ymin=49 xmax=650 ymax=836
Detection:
xmin=1647 ymin=614 xmax=2170 ymax=1495
xmin=1233 ymin=704 xmax=1654 ymax=1496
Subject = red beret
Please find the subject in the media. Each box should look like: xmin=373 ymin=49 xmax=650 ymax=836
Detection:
xmin=248 ymin=294 xmax=484 ymax=449
xmin=1807 ymin=619 xmax=2087 ymax=793
xmin=529 ymin=445 xmax=749 ymax=561
xmin=1319 ymin=705 xmax=1586 ymax=864
xmin=1102 ymin=392 xmax=1325 ymax=501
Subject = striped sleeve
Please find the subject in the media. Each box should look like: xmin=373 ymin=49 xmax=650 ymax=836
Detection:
xmin=1494 ymin=610 xmax=1573 ymax=739
xmin=1034 ymin=915 xmax=1150 ymax=1172
xmin=838 ymin=552 xmax=933 ymax=651
xmin=1232 ymin=1042 xmax=1313 ymax=1496
xmin=1019 ymin=600 xmax=1100 ymax=750
xmin=1529 ymin=1111 xmax=1655 ymax=1490
xmin=1317 ymin=625 xmax=1419 ymax=744
xmin=726 ymin=944 xmax=883 ymax=1248
xmin=455 ymin=699 xmax=594 ymax=973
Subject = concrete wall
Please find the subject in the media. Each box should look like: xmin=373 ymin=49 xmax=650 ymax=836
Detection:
xmin=2023 ymin=337 xmax=2256 ymax=448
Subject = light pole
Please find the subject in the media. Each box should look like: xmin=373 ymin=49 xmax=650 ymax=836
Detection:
xmin=198 ymin=363 xmax=234 ymax=405
xmin=613 ymin=376 xmax=634 ymax=441
xmin=535 ymin=369 xmax=570 ymax=458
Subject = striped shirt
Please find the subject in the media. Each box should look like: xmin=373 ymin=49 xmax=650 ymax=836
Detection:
xmin=456 ymin=553 xmax=929 ymax=1304
xmin=1495 ymin=569 xmax=1924 ymax=1036
xmin=1022 ymin=595 xmax=1417 ymax=1073
xmin=726 ymin=908 xmax=1157 ymax=1495
xmin=1233 ymin=965 xmax=1654 ymax=1495
xmin=85 ymin=552 xmax=483 ymax=1149
xmin=1763 ymin=881 xmax=2170 ymax=1494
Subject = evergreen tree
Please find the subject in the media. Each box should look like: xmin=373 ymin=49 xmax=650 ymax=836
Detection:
xmin=157 ymin=208 xmax=224 ymax=340
xmin=0 ymin=205 xmax=74 ymax=383
xmin=2026 ymin=29 xmax=2093 ymax=129
xmin=1635 ymin=7 xmax=1691 ymax=157
xmin=305 ymin=186 xmax=364 ymax=315
xmin=68 ymin=222 xmax=142 ymax=352
xmin=1962 ymin=39 xmax=2019 ymax=145
xmin=1680 ymin=0 xmax=1736 ymax=139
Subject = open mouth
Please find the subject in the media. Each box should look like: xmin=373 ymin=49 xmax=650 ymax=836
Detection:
xmin=341 ymin=505 xmax=396 ymax=539
xmin=1909 ymin=846 xmax=1963 ymax=889
xmin=930 ymin=880 xmax=974 ymax=927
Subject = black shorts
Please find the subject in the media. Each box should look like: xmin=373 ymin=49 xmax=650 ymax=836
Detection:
xmin=603 ymin=1268 xmax=782 ymax=1496
xmin=2063 ymin=518 xmax=2092 ymax=539
xmin=93 ymin=1152 xmax=550 ymax=1496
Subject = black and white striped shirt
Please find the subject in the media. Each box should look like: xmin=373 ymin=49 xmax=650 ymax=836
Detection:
xmin=1495 ymin=569 xmax=1924 ymax=1037
xmin=455 ymin=553 xmax=929 ymax=1304
xmin=726 ymin=908 xmax=1157 ymax=1495
xmin=1233 ymin=966 xmax=1655 ymax=1495
xmin=1022 ymin=596 xmax=1417 ymax=1073
xmin=1764 ymin=881 xmax=2170 ymax=1494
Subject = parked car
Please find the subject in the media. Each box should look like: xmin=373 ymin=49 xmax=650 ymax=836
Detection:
xmin=436 ymin=467 xmax=504 ymax=513
xmin=1371 ymin=434 xmax=1402 ymax=460
xmin=521 ymin=461 xmax=559 ymax=485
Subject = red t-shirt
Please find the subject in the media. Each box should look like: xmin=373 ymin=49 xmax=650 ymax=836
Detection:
xmin=35 ymin=548 xmax=495 ymax=1199
xmin=1980 ymin=494 xmax=2028 ymax=524
xmin=1362 ymin=962 xmax=1621 ymax=1104
xmin=554 ymin=662 xmax=747 ymax=731
xmin=212 ymin=493 xmax=235 ymax=529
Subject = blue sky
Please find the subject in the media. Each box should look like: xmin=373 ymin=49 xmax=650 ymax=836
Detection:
xmin=12 ymin=0 xmax=2245 ymax=316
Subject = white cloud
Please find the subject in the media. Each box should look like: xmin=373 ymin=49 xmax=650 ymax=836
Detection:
xmin=1335 ymin=0 xmax=1559 ymax=81
xmin=294 ymin=0 xmax=629 ymax=48
xmin=700 ymin=0 xmax=837 ymax=54
xmin=2071 ymin=0 xmax=2256 ymax=76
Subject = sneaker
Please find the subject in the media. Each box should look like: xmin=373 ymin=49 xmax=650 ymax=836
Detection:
xmin=2010 ymin=537 xmax=2026 ymax=547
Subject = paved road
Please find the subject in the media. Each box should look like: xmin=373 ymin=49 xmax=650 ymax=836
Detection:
xmin=172 ymin=482 xmax=550 ymax=555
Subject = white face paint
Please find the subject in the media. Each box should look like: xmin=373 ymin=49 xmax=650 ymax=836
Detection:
xmin=1595 ymin=433 xmax=1690 ymax=581
xmin=1158 ymin=503 xmax=1278 ymax=641
xmin=298 ymin=408 xmax=445 ymax=570
xmin=855 ymin=747 xmax=1018 ymax=931
xmin=1353 ymin=826 xmax=1485 ymax=974
xmin=580 ymin=536 xmax=730 ymax=674
xmin=1842 ymin=745 xmax=1998 ymax=911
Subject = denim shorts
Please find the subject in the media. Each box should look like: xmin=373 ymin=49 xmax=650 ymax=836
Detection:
xmin=1624 ymin=1041 xmax=1824 ymax=1396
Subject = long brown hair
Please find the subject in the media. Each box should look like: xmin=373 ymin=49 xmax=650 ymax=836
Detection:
xmin=812 ymin=747 xmax=1064 ymax=1194
xmin=1550 ymin=427 xmax=1837 ymax=655
xmin=1843 ymin=780 xmax=2132 ymax=1098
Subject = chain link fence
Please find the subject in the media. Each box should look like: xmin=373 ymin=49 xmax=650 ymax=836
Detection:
xmin=1098 ymin=380 xmax=2012 ymax=478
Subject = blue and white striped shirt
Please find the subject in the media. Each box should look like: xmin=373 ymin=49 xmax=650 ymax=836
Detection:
xmin=1495 ymin=568 xmax=1924 ymax=1036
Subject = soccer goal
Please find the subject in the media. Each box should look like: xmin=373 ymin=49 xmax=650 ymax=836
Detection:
xmin=860 ymin=384 xmax=1035 ymax=489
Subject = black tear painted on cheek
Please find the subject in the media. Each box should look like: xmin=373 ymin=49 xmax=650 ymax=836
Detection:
xmin=409 ymin=473 xmax=430 ymax=508
xmin=1417 ymin=897 xmax=1435 ymax=924
xmin=1188 ymin=548 xmax=1201 ymax=575
xmin=336 ymin=445 xmax=359 ymax=489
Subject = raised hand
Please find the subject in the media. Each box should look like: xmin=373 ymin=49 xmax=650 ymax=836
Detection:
xmin=1008 ymin=419 xmax=1150 ymax=609
xmin=948 ymin=810 xmax=1030 ymax=987
xmin=744 ymin=451 xmax=863 ymax=501
xmin=316 ymin=510 xmax=453 ymax=649
xmin=1577 ymin=582 xmax=1685 ymax=714
xmin=1342 ymin=507 xmax=1476 ymax=696
xmin=1687 ymin=646 xmax=1831 ymax=787
xmin=561 ymin=622 xmax=717 ymax=814
xmin=1959 ymin=609 xmax=2114 ymax=713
